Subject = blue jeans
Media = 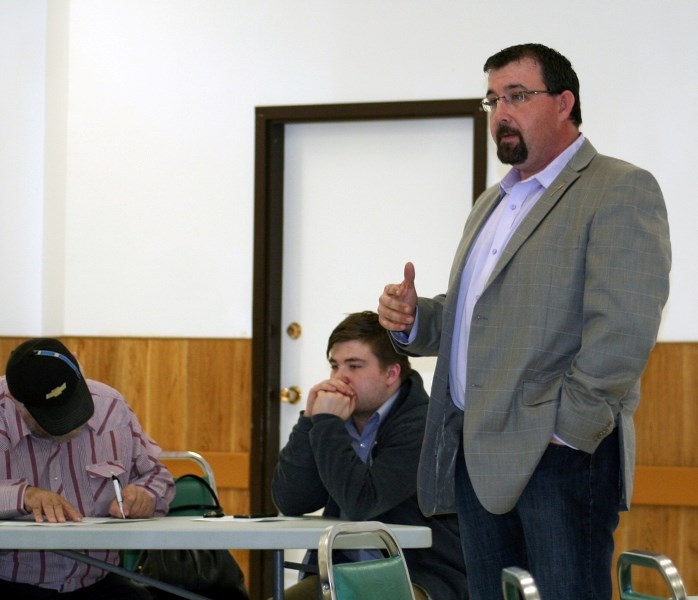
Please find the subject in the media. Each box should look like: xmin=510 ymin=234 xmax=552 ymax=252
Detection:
xmin=455 ymin=428 xmax=622 ymax=600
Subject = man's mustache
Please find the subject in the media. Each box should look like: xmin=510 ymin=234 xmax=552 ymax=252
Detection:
xmin=496 ymin=125 xmax=521 ymax=143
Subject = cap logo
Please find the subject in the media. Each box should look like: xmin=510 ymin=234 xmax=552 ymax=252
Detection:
xmin=46 ymin=382 xmax=67 ymax=400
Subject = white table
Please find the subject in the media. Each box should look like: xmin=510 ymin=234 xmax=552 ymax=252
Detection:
xmin=0 ymin=516 xmax=432 ymax=599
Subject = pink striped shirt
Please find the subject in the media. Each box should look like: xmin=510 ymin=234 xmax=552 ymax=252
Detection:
xmin=0 ymin=377 xmax=175 ymax=592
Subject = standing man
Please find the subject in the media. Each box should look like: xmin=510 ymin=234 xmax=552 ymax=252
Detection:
xmin=378 ymin=43 xmax=671 ymax=600
xmin=272 ymin=311 xmax=467 ymax=600
xmin=0 ymin=337 xmax=175 ymax=598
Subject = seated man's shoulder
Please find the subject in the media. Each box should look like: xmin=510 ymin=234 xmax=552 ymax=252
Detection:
xmin=85 ymin=380 xmax=134 ymax=426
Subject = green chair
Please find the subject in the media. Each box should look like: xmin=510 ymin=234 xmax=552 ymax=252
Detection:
xmin=618 ymin=549 xmax=694 ymax=600
xmin=317 ymin=521 xmax=416 ymax=600
xmin=501 ymin=567 xmax=542 ymax=600
xmin=160 ymin=450 xmax=219 ymax=497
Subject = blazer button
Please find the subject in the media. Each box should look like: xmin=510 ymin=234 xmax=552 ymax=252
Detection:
xmin=594 ymin=420 xmax=614 ymax=441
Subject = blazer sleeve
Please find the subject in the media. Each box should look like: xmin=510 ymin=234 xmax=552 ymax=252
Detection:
xmin=391 ymin=294 xmax=447 ymax=358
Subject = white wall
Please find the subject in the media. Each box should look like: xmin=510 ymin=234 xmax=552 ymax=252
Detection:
xmin=1 ymin=0 xmax=695 ymax=340
xmin=0 ymin=0 xmax=46 ymax=332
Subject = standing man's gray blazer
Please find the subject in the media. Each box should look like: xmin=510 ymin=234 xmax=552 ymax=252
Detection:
xmin=397 ymin=139 xmax=671 ymax=516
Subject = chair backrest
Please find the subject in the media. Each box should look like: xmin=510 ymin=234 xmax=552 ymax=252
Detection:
xmin=501 ymin=567 xmax=542 ymax=600
xmin=162 ymin=450 xmax=223 ymax=517
xmin=168 ymin=473 xmax=223 ymax=516
xmin=618 ymin=549 xmax=689 ymax=600
xmin=160 ymin=450 xmax=218 ymax=494
xmin=317 ymin=521 xmax=416 ymax=600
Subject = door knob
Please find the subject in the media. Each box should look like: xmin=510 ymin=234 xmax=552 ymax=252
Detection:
xmin=280 ymin=386 xmax=302 ymax=404
xmin=286 ymin=322 xmax=302 ymax=339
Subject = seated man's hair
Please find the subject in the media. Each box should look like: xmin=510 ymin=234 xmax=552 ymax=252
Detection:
xmin=327 ymin=311 xmax=411 ymax=382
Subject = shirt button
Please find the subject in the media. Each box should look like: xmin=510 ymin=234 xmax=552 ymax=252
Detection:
xmin=492 ymin=249 xmax=497 ymax=255
xmin=510 ymin=204 xmax=517 ymax=210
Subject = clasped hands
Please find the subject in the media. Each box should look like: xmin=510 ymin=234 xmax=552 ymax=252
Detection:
xmin=305 ymin=379 xmax=357 ymax=421
xmin=23 ymin=483 xmax=155 ymax=523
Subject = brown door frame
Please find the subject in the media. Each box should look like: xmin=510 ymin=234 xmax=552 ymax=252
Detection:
xmin=250 ymin=99 xmax=488 ymax=599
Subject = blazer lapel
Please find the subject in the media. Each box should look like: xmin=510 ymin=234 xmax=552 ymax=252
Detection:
xmin=484 ymin=140 xmax=597 ymax=288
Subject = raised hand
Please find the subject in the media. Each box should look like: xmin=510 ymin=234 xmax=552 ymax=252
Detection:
xmin=378 ymin=262 xmax=418 ymax=333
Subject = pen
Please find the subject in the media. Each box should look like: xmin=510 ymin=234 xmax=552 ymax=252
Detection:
xmin=111 ymin=474 xmax=126 ymax=519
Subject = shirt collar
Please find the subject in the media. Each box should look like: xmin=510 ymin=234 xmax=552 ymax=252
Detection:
xmin=374 ymin=388 xmax=399 ymax=421
xmin=347 ymin=387 xmax=400 ymax=437
xmin=501 ymin=133 xmax=586 ymax=192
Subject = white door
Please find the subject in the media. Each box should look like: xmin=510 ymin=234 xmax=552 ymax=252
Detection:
xmin=280 ymin=117 xmax=475 ymax=587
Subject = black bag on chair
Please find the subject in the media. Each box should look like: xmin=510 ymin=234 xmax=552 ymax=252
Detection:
xmin=134 ymin=474 xmax=249 ymax=600
xmin=136 ymin=547 xmax=248 ymax=599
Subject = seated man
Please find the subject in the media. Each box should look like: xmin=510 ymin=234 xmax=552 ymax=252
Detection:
xmin=272 ymin=311 xmax=468 ymax=600
xmin=0 ymin=337 xmax=176 ymax=599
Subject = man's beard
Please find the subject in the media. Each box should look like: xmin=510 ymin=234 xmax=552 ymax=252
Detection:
xmin=496 ymin=125 xmax=528 ymax=165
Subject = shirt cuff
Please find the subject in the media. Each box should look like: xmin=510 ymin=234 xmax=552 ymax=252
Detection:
xmin=552 ymin=434 xmax=578 ymax=449
xmin=390 ymin=310 xmax=419 ymax=344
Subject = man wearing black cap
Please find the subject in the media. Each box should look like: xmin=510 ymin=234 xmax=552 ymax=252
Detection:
xmin=0 ymin=338 xmax=175 ymax=598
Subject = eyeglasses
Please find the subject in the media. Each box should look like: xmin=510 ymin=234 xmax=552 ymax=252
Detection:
xmin=480 ymin=90 xmax=552 ymax=112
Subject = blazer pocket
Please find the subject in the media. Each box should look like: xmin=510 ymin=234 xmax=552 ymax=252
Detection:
xmin=522 ymin=376 xmax=563 ymax=406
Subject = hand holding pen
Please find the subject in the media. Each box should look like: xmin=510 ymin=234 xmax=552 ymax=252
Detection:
xmin=108 ymin=476 xmax=157 ymax=519
xmin=111 ymin=475 xmax=126 ymax=519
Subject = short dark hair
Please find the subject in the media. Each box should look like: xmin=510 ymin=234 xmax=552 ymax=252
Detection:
xmin=326 ymin=311 xmax=411 ymax=382
xmin=484 ymin=43 xmax=582 ymax=127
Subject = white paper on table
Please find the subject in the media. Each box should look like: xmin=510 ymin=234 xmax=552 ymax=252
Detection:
xmin=192 ymin=515 xmax=306 ymax=523
xmin=0 ymin=517 xmax=149 ymax=527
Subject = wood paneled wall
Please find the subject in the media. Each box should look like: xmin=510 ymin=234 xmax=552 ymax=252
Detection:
xmin=1 ymin=337 xmax=695 ymax=598
xmin=612 ymin=342 xmax=698 ymax=598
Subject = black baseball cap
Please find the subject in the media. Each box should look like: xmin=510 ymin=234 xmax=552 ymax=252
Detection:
xmin=6 ymin=338 xmax=94 ymax=436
